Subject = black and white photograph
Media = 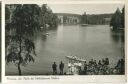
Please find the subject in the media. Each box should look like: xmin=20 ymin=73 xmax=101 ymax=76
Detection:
xmin=0 ymin=1 xmax=1 ymax=81
xmin=5 ymin=3 xmax=125 ymax=76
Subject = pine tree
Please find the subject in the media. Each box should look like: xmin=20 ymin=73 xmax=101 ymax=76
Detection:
xmin=121 ymin=7 xmax=125 ymax=28
xmin=110 ymin=8 xmax=122 ymax=30
xmin=81 ymin=12 xmax=88 ymax=24
xmin=40 ymin=4 xmax=58 ymax=29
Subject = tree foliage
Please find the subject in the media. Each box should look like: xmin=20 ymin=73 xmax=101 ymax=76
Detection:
xmin=121 ymin=7 xmax=125 ymax=28
xmin=40 ymin=4 xmax=58 ymax=29
xmin=63 ymin=15 xmax=67 ymax=23
xmin=110 ymin=8 xmax=123 ymax=30
xmin=5 ymin=4 xmax=59 ymax=75
xmin=87 ymin=14 xmax=112 ymax=25
xmin=5 ymin=4 xmax=41 ymax=75
xmin=5 ymin=6 xmax=10 ymax=21
xmin=81 ymin=12 xmax=88 ymax=24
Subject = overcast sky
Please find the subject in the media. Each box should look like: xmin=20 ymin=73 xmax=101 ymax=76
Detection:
xmin=47 ymin=4 xmax=124 ymax=15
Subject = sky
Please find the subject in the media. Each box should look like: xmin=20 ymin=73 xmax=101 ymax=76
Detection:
xmin=47 ymin=4 xmax=124 ymax=15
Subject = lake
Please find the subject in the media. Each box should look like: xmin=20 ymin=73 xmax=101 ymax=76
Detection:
xmin=6 ymin=25 xmax=124 ymax=75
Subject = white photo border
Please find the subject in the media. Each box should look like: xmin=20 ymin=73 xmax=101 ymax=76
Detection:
xmin=2 ymin=0 xmax=127 ymax=84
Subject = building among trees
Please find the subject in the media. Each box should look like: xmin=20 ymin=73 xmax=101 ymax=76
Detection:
xmin=56 ymin=13 xmax=113 ymax=25
xmin=56 ymin=13 xmax=81 ymax=24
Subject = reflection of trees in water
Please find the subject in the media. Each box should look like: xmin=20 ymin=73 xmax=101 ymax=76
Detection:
xmin=33 ymin=27 xmax=57 ymax=42
xmin=41 ymin=28 xmax=58 ymax=41
xmin=110 ymin=30 xmax=125 ymax=57
xmin=110 ymin=30 xmax=124 ymax=43
xmin=32 ymin=31 xmax=47 ymax=41
xmin=42 ymin=35 xmax=47 ymax=40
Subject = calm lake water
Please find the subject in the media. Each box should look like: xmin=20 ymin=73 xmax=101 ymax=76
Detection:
xmin=6 ymin=25 xmax=124 ymax=75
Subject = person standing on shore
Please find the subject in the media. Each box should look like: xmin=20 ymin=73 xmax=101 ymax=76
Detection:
xmin=59 ymin=61 xmax=64 ymax=75
xmin=52 ymin=62 xmax=57 ymax=75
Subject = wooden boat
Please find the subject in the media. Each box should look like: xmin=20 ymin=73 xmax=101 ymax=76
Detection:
xmin=46 ymin=33 xmax=49 ymax=36
xmin=81 ymin=24 xmax=88 ymax=26
xmin=66 ymin=55 xmax=86 ymax=62
xmin=42 ymin=33 xmax=49 ymax=36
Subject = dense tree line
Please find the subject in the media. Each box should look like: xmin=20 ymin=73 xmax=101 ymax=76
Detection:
xmin=6 ymin=4 xmax=58 ymax=30
xmin=81 ymin=12 xmax=88 ymax=24
xmin=81 ymin=7 xmax=125 ymax=27
xmin=40 ymin=4 xmax=58 ymax=29
xmin=81 ymin=13 xmax=113 ymax=25
xmin=63 ymin=15 xmax=68 ymax=23
xmin=87 ymin=14 xmax=112 ymax=25
xmin=5 ymin=6 xmax=10 ymax=21
xmin=110 ymin=7 xmax=125 ymax=30
xmin=121 ymin=7 xmax=125 ymax=28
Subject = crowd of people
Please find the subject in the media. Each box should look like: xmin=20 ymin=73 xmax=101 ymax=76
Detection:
xmin=51 ymin=58 xmax=125 ymax=75
xmin=83 ymin=58 xmax=110 ymax=75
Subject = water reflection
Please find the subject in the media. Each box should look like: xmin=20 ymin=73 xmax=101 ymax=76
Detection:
xmin=110 ymin=30 xmax=124 ymax=44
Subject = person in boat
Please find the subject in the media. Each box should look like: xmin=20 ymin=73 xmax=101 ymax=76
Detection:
xmin=83 ymin=61 xmax=87 ymax=75
xmin=73 ymin=61 xmax=79 ymax=75
xmin=77 ymin=61 xmax=82 ymax=74
xmin=104 ymin=58 xmax=109 ymax=66
xmin=97 ymin=60 xmax=102 ymax=71
xmin=113 ymin=66 xmax=119 ymax=74
xmin=102 ymin=58 xmax=105 ymax=65
xmin=93 ymin=60 xmax=98 ymax=74
xmin=72 ymin=56 xmax=77 ymax=60
xmin=68 ymin=61 xmax=72 ymax=74
xmin=94 ymin=60 xmax=97 ymax=66
xmin=59 ymin=61 xmax=64 ymax=75
xmin=98 ymin=60 xmax=102 ymax=65
xmin=90 ymin=59 xmax=94 ymax=65
xmin=52 ymin=62 xmax=57 ymax=75
xmin=70 ymin=62 xmax=75 ymax=75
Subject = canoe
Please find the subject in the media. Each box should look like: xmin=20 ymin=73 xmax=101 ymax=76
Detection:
xmin=81 ymin=24 xmax=88 ymax=26
xmin=66 ymin=56 xmax=86 ymax=62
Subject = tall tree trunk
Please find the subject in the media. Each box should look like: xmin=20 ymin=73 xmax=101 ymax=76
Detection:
xmin=18 ymin=36 xmax=22 ymax=75
xmin=18 ymin=62 xmax=21 ymax=75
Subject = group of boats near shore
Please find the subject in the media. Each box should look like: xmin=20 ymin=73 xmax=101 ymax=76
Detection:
xmin=65 ymin=55 xmax=124 ymax=75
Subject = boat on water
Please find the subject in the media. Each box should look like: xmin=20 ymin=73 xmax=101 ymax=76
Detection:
xmin=66 ymin=55 xmax=86 ymax=62
xmin=81 ymin=24 xmax=88 ymax=26
xmin=42 ymin=33 xmax=49 ymax=36
xmin=46 ymin=33 xmax=49 ymax=36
